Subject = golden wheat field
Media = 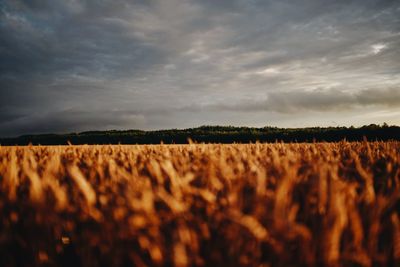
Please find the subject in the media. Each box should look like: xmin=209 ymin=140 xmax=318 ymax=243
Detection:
xmin=0 ymin=142 xmax=399 ymax=267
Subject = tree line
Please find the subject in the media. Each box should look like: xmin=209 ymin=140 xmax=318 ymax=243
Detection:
xmin=1 ymin=124 xmax=399 ymax=145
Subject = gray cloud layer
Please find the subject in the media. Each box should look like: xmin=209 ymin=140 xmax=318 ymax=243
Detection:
xmin=194 ymin=87 xmax=400 ymax=113
xmin=1 ymin=0 xmax=400 ymax=136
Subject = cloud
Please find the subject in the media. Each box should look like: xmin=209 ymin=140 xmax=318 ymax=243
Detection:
xmin=0 ymin=0 xmax=400 ymax=136
xmin=262 ymin=87 xmax=400 ymax=113
xmin=179 ymin=87 xmax=400 ymax=113
xmin=0 ymin=108 xmax=146 ymax=136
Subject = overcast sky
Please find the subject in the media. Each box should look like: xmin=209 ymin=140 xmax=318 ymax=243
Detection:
xmin=1 ymin=0 xmax=400 ymax=136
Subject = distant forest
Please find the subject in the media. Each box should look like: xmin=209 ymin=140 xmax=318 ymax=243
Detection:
xmin=1 ymin=124 xmax=399 ymax=145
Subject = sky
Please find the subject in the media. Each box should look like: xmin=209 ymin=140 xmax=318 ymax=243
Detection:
xmin=0 ymin=0 xmax=400 ymax=137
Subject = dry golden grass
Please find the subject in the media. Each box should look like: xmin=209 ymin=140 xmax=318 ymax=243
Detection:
xmin=0 ymin=142 xmax=399 ymax=267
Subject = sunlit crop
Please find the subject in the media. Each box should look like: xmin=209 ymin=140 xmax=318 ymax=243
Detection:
xmin=0 ymin=142 xmax=399 ymax=267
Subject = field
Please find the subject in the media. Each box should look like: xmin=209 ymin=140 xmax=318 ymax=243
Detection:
xmin=0 ymin=142 xmax=399 ymax=267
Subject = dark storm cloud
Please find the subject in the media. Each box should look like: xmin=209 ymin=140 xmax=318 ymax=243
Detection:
xmin=0 ymin=0 xmax=165 ymax=78
xmin=0 ymin=108 xmax=146 ymax=137
xmin=1 ymin=0 xmax=400 ymax=136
